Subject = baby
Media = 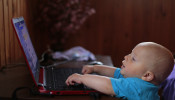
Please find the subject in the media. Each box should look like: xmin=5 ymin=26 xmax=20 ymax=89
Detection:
xmin=66 ymin=42 xmax=174 ymax=100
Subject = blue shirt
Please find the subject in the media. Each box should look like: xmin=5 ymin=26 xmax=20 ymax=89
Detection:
xmin=110 ymin=68 xmax=160 ymax=100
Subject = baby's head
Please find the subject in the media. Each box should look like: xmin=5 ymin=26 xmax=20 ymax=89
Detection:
xmin=121 ymin=42 xmax=174 ymax=85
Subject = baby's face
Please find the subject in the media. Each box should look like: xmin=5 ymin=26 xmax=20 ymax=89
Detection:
xmin=120 ymin=45 xmax=152 ymax=78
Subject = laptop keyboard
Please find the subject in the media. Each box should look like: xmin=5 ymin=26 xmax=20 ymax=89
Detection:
xmin=45 ymin=67 xmax=91 ymax=90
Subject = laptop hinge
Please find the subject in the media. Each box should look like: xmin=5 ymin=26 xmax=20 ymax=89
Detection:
xmin=38 ymin=83 xmax=44 ymax=87
xmin=38 ymin=67 xmax=46 ymax=87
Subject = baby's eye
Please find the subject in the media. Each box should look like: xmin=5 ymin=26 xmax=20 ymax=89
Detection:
xmin=132 ymin=57 xmax=135 ymax=61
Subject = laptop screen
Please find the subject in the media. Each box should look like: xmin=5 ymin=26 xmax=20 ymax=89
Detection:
xmin=12 ymin=17 xmax=40 ymax=84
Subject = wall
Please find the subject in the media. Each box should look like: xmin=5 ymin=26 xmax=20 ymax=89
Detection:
xmin=64 ymin=0 xmax=175 ymax=66
xmin=0 ymin=0 xmax=37 ymax=68
xmin=0 ymin=0 xmax=175 ymax=68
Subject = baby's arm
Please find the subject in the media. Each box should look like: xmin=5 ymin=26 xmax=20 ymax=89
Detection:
xmin=82 ymin=65 xmax=116 ymax=77
xmin=65 ymin=73 xmax=115 ymax=95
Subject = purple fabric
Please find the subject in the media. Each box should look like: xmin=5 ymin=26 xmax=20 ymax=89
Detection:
xmin=161 ymin=65 xmax=175 ymax=100
xmin=167 ymin=65 xmax=175 ymax=80
xmin=52 ymin=46 xmax=96 ymax=61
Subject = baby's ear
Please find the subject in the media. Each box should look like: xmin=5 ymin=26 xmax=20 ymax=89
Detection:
xmin=141 ymin=71 xmax=154 ymax=82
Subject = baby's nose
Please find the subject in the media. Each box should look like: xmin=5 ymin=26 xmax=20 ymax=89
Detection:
xmin=124 ymin=54 xmax=129 ymax=61
xmin=124 ymin=55 xmax=128 ymax=60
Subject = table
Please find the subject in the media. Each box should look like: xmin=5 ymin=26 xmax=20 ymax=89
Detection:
xmin=0 ymin=55 xmax=122 ymax=100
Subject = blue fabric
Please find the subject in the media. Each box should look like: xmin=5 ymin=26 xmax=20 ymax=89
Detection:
xmin=113 ymin=68 xmax=124 ymax=79
xmin=110 ymin=68 xmax=160 ymax=100
xmin=161 ymin=65 xmax=175 ymax=100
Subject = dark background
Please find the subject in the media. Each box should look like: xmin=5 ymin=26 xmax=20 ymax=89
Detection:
xmin=0 ymin=0 xmax=175 ymax=68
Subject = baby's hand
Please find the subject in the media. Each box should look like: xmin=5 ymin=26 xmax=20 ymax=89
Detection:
xmin=82 ymin=65 xmax=94 ymax=74
xmin=66 ymin=73 xmax=82 ymax=86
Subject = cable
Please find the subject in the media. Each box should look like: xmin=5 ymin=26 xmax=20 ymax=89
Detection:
xmin=11 ymin=87 xmax=32 ymax=100
xmin=11 ymin=85 xmax=55 ymax=100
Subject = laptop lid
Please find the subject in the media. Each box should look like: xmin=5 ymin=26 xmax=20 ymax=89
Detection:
xmin=12 ymin=17 xmax=40 ymax=86
xmin=12 ymin=17 xmax=98 ymax=95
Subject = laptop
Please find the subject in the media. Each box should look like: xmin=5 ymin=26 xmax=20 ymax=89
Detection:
xmin=11 ymin=17 xmax=99 ymax=95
